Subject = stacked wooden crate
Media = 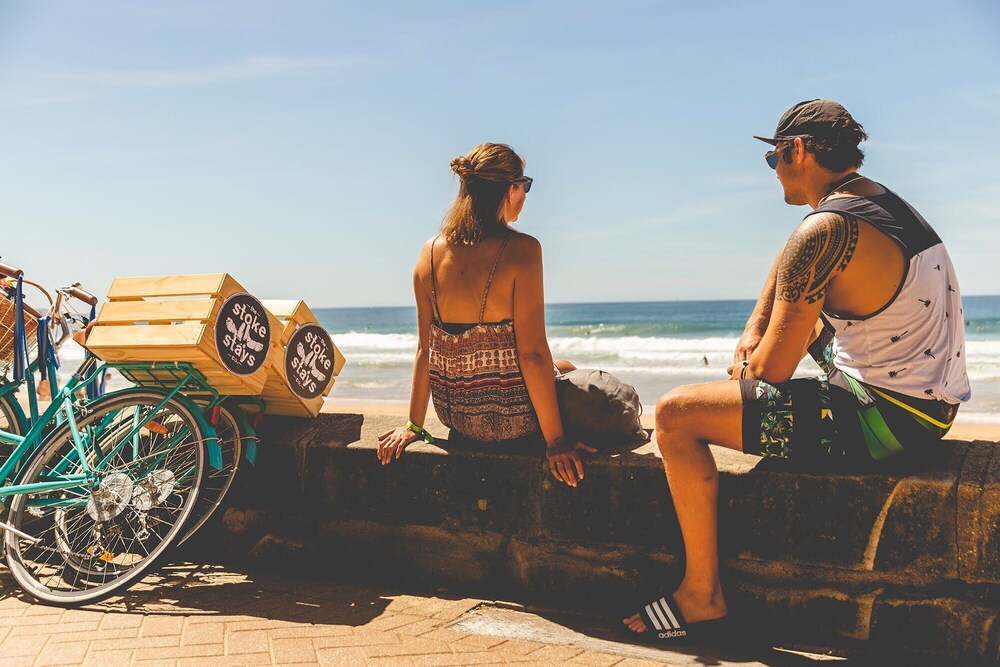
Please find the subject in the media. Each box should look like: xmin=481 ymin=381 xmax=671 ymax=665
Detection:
xmin=258 ymin=300 xmax=345 ymax=417
xmin=86 ymin=274 xmax=282 ymax=396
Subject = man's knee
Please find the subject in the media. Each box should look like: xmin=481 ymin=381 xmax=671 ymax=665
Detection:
xmin=655 ymin=385 xmax=702 ymax=440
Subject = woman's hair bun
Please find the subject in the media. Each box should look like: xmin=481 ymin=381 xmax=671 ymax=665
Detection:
xmin=450 ymin=155 xmax=475 ymax=178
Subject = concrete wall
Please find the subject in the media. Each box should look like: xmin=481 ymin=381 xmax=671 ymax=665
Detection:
xmin=195 ymin=413 xmax=1000 ymax=663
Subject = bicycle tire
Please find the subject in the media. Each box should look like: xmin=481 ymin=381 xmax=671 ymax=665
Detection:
xmin=176 ymin=401 xmax=246 ymax=546
xmin=4 ymin=389 xmax=205 ymax=605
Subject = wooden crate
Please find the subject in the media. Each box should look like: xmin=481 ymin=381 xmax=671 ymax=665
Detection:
xmin=86 ymin=274 xmax=282 ymax=396
xmin=258 ymin=300 xmax=345 ymax=417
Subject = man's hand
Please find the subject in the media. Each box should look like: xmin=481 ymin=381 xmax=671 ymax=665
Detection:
xmin=546 ymin=441 xmax=598 ymax=488
xmin=376 ymin=427 xmax=420 ymax=465
xmin=726 ymin=360 xmax=749 ymax=381
xmin=734 ymin=329 xmax=764 ymax=364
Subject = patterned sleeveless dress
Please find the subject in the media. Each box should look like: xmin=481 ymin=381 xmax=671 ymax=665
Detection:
xmin=427 ymin=233 xmax=541 ymax=443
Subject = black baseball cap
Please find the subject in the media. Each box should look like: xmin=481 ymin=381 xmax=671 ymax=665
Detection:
xmin=754 ymin=99 xmax=862 ymax=145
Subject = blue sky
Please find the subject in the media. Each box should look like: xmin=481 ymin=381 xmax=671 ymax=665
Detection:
xmin=1 ymin=1 xmax=998 ymax=307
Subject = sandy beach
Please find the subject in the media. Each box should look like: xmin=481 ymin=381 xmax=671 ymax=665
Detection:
xmin=324 ymin=400 xmax=1000 ymax=442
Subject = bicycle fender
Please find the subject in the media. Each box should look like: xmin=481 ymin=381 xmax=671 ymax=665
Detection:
xmin=203 ymin=424 xmax=223 ymax=471
xmin=0 ymin=384 xmax=28 ymax=435
xmin=244 ymin=438 xmax=257 ymax=466
xmin=220 ymin=399 xmax=258 ymax=467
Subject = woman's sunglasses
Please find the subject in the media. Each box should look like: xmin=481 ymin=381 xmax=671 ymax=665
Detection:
xmin=516 ymin=176 xmax=533 ymax=193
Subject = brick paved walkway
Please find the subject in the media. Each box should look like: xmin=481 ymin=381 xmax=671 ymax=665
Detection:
xmin=0 ymin=562 xmax=683 ymax=667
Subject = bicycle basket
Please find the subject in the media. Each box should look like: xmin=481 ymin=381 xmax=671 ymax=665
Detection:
xmin=0 ymin=294 xmax=39 ymax=375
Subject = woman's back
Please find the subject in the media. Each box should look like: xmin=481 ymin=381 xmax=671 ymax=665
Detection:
xmin=420 ymin=231 xmax=542 ymax=442
xmin=420 ymin=231 xmax=522 ymax=325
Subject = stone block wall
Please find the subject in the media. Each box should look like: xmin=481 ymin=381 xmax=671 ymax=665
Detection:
xmin=192 ymin=413 xmax=1000 ymax=663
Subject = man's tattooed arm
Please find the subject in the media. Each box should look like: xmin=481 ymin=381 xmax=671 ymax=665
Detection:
xmin=776 ymin=212 xmax=859 ymax=304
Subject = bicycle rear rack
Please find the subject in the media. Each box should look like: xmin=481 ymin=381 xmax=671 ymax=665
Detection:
xmin=111 ymin=362 xmax=218 ymax=399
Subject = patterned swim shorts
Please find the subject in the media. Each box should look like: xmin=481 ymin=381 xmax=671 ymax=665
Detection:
xmin=739 ymin=372 xmax=952 ymax=463
xmin=739 ymin=375 xmax=851 ymax=460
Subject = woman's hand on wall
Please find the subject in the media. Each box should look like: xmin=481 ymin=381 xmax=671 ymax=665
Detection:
xmin=377 ymin=427 xmax=420 ymax=465
xmin=546 ymin=441 xmax=597 ymax=488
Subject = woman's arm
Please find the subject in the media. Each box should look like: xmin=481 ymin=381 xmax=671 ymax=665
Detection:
xmin=407 ymin=257 xmax=433 ymax=428
xmin=513 ymin=236 xmax=593 ymax=487
xmin=377 ymin=245 xmax=434 ymax=464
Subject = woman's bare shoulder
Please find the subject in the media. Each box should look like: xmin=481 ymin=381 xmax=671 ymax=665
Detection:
xmin=420 ymin=234 xmax=442 ymax=253
xmin=505 ymin=231 xmax=542 ymax=263
xmin=413 ymin=234 xmax=441 ymax=277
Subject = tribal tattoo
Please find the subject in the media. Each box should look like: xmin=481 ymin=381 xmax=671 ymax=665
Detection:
xmin=777 ymin=213 xmax=859 ymax=304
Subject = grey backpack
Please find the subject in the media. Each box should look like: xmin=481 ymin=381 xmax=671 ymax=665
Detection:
xmin=555 ymin=369 xmax=649 ymax=448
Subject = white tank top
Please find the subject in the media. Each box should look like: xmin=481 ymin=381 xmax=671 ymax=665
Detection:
xmin=812 ymin=187 xmax=971 ymax=405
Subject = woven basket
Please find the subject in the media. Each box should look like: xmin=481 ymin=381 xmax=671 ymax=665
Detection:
xmin=0 ymin=295 xmax=39 ymax=375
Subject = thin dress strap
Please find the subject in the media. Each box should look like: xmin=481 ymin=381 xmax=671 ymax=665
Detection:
xmin=479 ymin=232 xmax=514 ymax=324
xmin=429 ymin=235 xmax=443 ymax=322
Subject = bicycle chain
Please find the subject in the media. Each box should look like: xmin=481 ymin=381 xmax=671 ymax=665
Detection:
xmin=18 ymin=539 xmax=105 ymax=562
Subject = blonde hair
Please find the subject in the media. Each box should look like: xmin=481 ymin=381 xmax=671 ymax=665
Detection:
xmin=442 ymin=143 xmax=525 ymax=245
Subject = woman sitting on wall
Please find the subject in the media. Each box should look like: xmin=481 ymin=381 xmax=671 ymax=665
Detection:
xmin=376 ymin=143 xmax=592 ymax=487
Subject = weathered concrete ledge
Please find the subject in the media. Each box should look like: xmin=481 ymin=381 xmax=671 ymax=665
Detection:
xmin=194 ymin=413 xmax=1000 ymax=663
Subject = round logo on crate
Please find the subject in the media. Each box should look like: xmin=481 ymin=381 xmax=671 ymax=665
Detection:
xmin=285 ymin=323 xmax=335 ymax=399
xmin=215 ymin=293 xmax=271 ymax=376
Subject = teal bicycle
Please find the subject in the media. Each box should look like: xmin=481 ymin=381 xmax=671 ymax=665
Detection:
xmin=0 ymin=262 xmax=217 ymax=605
xmin=0 ymin=265 xmax=258 ymax=549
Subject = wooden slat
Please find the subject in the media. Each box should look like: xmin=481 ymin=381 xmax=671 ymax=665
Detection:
xmin=262 ymin=300 xmax=320 ymax=344
xmin=260 ymin=300 xmax=309 ymax=322
xmin=96 ymin=299 xmax=219 ymax=324
xmin=88 ymin=323 xmax=207 ymax=352
xmin=107 ymin=274 xmax=242 ymax=300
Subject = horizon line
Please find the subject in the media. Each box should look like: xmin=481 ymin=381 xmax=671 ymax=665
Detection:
xmin=312 ymin=293 xmax=1000 ymax=310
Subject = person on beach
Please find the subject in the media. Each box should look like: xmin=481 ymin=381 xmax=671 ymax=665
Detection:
xmin=624 ymin=100 xmax=970 ymax=642
xmin=377 ymin=143 xmax=592 ymax=487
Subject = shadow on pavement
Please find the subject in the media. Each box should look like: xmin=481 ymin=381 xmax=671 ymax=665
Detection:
xmin=0 ymin=561 xmax=397 ymax=629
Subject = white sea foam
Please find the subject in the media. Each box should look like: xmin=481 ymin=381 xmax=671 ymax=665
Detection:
xmin=332 ymin=332 xmax=417 ymax=350
xmin=954 ymin=411 xmax=1000 ymax=424
xmin=44 ymin=330 xmax=1000 ymax=415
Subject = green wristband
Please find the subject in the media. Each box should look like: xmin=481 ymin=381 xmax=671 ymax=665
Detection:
xmin=406 ymin=420 xmax=435 ymax=444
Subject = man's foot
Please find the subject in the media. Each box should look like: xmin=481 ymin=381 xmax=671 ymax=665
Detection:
xmin=622 ymin=585 xmax=727 ymax=635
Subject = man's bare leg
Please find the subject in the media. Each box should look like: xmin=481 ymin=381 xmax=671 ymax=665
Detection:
xmin=623 ymin=380 xmax=745 ymax=632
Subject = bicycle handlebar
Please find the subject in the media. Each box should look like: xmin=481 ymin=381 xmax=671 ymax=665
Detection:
xmin=65 ymin=284 xmax=98 ymax=307
xmin=0 ymin=261 xmax=24 ymax=279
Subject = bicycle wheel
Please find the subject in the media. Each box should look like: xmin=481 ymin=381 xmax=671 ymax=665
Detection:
xmin=176 ymin=401 xmax=247 ymax=546
xmin=4 ymin=390 xmax=205 ymax=605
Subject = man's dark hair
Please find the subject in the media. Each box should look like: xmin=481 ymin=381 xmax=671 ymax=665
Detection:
xmin=781 ymin=122 xmax=869 ymax=172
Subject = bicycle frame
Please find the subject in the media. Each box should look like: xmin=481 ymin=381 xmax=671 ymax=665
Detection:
xmin=0 ymin=362 xmax=102 ymax=498
xmin=0 ymin=359 xmax=223 ymax=505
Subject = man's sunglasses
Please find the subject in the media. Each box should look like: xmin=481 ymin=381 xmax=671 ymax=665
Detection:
xmin=765 ymin=141 xmax=795 ymax=170
xmin=765 ymin=149 xmax=780 ymax=170
xmin=515 ymin=176 xmax=533 ymax=193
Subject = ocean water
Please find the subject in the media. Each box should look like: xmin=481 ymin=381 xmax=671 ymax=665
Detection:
xmin=318 ymin=296 xmax=1000 ymax=424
